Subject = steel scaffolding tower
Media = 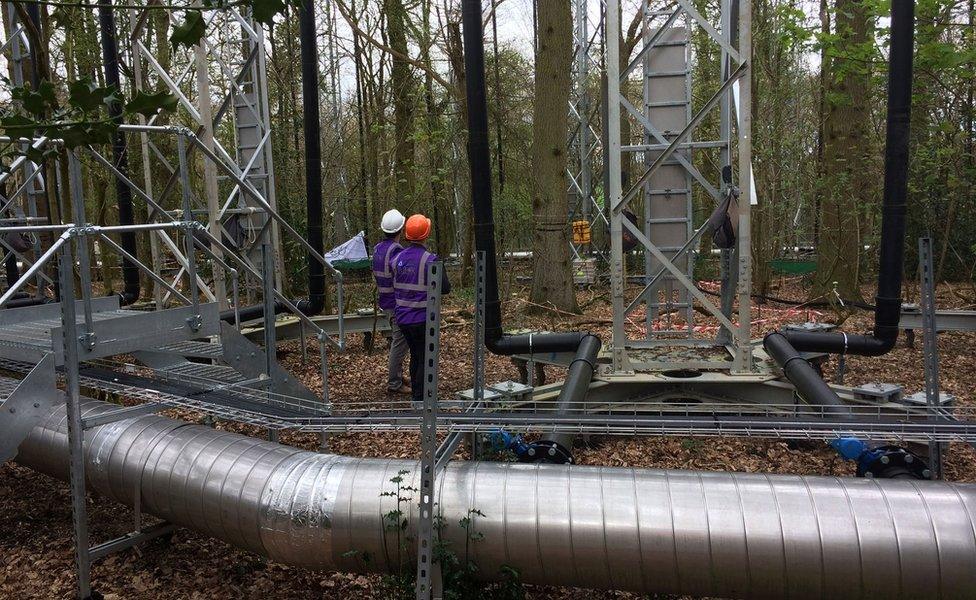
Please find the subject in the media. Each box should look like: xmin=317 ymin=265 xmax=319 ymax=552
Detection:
xmin=0 ymin=4 xmax=47 ymax=292
xmin=567 ymin=0 xmax=607 ymax=263
xmin=607 ymin=0 xmax=752 ymax=372
xmin=126 ymin=6 xmax=283 ymax=304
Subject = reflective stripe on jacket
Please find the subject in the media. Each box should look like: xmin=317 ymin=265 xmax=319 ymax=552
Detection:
xmin=393 ymin=244 xmax=436 ymax=325
xmin=372 ymin=238 xmax=402 ymax=311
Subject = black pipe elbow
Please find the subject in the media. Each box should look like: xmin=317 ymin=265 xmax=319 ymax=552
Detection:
xmin=295 ymin=294 xmax=325 ymax=317
xmin=781 ymin=330 xmax=896 ymax=357
xmin=118 ymin=289 xmax=140 ymax=306
xmin=763 ymin=332 xmax=850 ymax=417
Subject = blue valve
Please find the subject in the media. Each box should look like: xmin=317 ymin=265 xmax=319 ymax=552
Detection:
xmin=489 ymin=429 xmax=530 ymax=458
xmin=831 ymin=437 xmax=869 ymax=461
xmin=830 ymin=438 xmax=929 ymax=479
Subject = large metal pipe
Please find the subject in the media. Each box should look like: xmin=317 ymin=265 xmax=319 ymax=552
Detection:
xmin=15 ymin=398 xmax=976 ymax=598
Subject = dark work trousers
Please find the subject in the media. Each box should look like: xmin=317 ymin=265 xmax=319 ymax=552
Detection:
xmin=400 ymin=322 xmax=427 ymax=405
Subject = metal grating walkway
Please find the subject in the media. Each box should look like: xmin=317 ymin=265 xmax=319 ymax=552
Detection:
xmin=0 ymin=310 xmax=139 ymax=356
xmin=151 ymin=340 xmax=224 ymax=359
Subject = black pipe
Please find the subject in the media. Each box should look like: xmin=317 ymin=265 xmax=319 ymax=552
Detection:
xmin=98 ymin=0 xmax=140 ymax=305
xmin=460 ymin=0 xmax=600 ymax=464
xmin=542 ymin=334 xmax=603 ymax=458
xmin=763 ymin=332 xmax=849 ymax=417
xmin=220 ymin=0 xmax=325 ymax=324
xmin=3 ymin=295 xmax=51 ymax=308
xmin=771 ymin=0 xmax=914 ymax=358
xmin=295 ymin=0 xmax=325 ymax=316
xmin=460 ymin=0 xmax=587 ymax=356
xmin=764 ymin=0 xmax=914 ymax=423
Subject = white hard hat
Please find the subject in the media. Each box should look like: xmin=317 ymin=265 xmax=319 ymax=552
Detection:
xmin=380 ymin=209 xmax=406 ymax=234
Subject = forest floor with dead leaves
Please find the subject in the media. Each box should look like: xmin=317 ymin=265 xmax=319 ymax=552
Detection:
xmin=3 ymin=266 xmax=976 ymax=599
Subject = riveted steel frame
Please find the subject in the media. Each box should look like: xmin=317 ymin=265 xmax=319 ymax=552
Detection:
xmin=606 ymin=0 xmax=752 ymax=372
xmin=0 ymin=4 xmax=48 ymax=294
xmin=918 ymin=236 xmax=943 ymax=479
xmin=568 ymin=0 xmax=608 ymax=262
xmin=126 ymin=3 xmax=284 ymax=302
xmin=415 ymin=260 xmax=442 ymax=599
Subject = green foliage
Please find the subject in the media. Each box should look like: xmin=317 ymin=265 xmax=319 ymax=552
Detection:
xmin=251 ymin=0 xmax=287 ymax=27
xmin=362 ymin=471 xmax=525 ymax=599
xmin=169 ymin=11 xmax=206 ymax=50
xmin=0 ymin=76 xmax=177 ymax=170
xmin=126 ymin=90 xmax=180 ymax=118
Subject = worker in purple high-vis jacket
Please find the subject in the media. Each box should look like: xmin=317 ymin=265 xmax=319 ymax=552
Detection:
xmin=372 ymin=209 xmax=410 ymax=395
xmin=394 ymin=214 xmax=451 ymax=407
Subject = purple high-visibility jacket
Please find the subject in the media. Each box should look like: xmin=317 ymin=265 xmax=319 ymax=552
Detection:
xmin=372 ymin=238 xmax=403 ymax=311
xmin=393 ymin=243 xmax=443 ymax=325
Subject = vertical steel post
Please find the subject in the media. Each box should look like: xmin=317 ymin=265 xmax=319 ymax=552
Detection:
xmin=716 ymin=0 xmax=736 ymax=346
xmin=262 ymin=240 xmax=278 ymax=443
xmin=67 ymin=151 xmax=95 ymax=346
xmin=252 ymin=15 xmax=286 ymax=287
xmin=59 ymin=243 xmax=92 ymax=599
xmin=471 ymin=251 xmax=487 ymax=459
xmin=733 ymin=0 xmax=753 ymax=372
xmin=640 ymin=0 xmax=654 ymax=336
xmin=606 ymin=0 xmax=626 ymax=371
xmin=473 ymin=251 xmax=485 ymax=403
xmin=318 ymin=332 xmax=330 ymax=452
xmin=193 ymin=11 xmax=227 ymax=309
xmin=415 ymin=260 xmax=442 ymax=599
xmin=127 ymin=6 xmax=163 ymax=308
xmin=919 ymin=236 xmax=943 ymax=479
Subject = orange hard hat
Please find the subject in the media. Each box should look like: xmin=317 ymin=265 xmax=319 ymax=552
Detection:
xmin=404 ymin=214 xmax=432 ymax=241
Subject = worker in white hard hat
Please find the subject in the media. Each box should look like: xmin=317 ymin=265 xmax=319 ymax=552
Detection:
xmin=372 ymin=209 xmax=410 ymax=394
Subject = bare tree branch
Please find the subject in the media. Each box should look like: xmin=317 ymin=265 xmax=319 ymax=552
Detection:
xmin=334 ymin=0 xmax=456 ymax=95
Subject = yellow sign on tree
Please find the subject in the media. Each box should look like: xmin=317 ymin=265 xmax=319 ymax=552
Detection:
xmin=572 ymin=220 xmax=591 ymax=245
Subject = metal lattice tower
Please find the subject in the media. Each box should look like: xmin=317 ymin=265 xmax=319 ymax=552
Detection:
xmin=638 ymin=8 xmax=696 ymax=337
xmin=567 ymin=0 xmax=607 ymax=263
xmin=126 ymin=7 xmax=283 ymax=305
xmin=0 ymin=3 xmax=47 ymax=291
xmin=607 ymin=0 xmax=753 ymax=372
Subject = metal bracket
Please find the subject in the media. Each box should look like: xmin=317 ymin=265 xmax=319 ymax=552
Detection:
xmin=186 ymin=314 xmax=203 ymax=332
xmin=919 ymin=237 xmax=943 ymax=479
xmin=0 ymin=353 xmax=58 ymax=463
xmin=220 ymin=321 xmax=319 ymax=404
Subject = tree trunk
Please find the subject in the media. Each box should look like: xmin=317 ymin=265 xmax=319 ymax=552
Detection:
xmin=815 ymin=0 xmax=873 ymax=301
xmin=421 ymin=0 xmax=451 ymax=258
xmin=529 ymin=0 xmax=579 ymax=313
xmin=383 ymin=0 xmax=416 ymax=210
xmin=447 ymin=20 xmax=472 ymax=282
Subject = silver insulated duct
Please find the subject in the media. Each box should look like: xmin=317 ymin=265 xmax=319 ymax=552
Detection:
xmin=15 ymin=399 xmax=976 ymax=598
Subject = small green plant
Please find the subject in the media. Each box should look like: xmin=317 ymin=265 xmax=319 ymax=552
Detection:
xmin=364 ymin=471 xmax=526 ymax=599
xmin=380 ymin=469 xmax=418 ymax=576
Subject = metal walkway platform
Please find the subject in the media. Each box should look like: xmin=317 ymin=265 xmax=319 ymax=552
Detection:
xmin=0 ymin=298 xmax=221 ymax=365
